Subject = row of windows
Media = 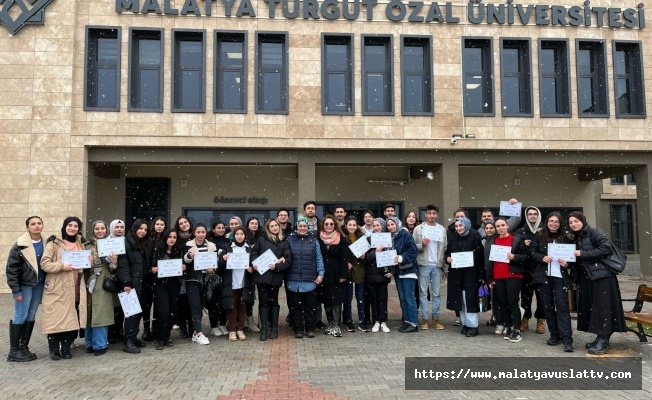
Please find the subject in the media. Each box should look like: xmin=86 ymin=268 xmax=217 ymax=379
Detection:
xmin=84 ymin=27 xmax=646 ymax=118
xmin=611 ymin=174 xmax=636 ymax=185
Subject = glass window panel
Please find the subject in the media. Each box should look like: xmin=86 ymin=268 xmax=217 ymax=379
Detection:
xmin=464 ymin=75 xmax=483 ymax=114
xmin=616 ymin=79 xmax=632 ymax=114
xmin=540 ymin=77 xmax=558 ymax=114
xmin=219 ymin=70 xmax=243 ymax=110
xmin=139 ymin=69 xmax=159 ymax=109
xmin=577 ymin=48 xmax=592 ymax=74
xmin=220 ymin=41 xmax=243 ymax=68
xmin=326 ymin=44 xmax=348 ymax=70
xmin=365 ymin=45 xmax=386 ymax=69
xmin=262 ymin=72 xmax=282 ymax=110
xmin=366 ymin=73 xmax=385 ymax=112
xmin=181 ymin=70 xmax=200 ymax=109
xmin=97 ymin=68 xmax=117 ymax=108
xmin=180 ymin=41 xmax=202 ymax=67
xmin=614 ymin=51 xmax=626 ymax=75
xmin=502 ymin=76 xmax=520 ymax=113
xmin=463 ymin=47 xmax=482 ymax=71
xmin=578 ymin=77 xmax=594 ymax=114
xmin=540 ymin=48 xmax=556 ymax=74
xmin=327 ymin=73 xmax=346 ymax=111
xmin=261 ymin=42 xmax=283 ymax=68
xmin=97 ymin=38 xmax=118 ymax=64
xmin=403 ymin=46 xmax=424 ymax=72
xmin=404 ymin=75 xmax=424 ymax=112
xmin=502 ymin=48 xmax=519 ymax=73
xmin=139 ymin=39 xmax=161 ymax=65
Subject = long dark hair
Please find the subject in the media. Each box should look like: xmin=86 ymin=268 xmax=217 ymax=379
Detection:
xmin=150 ymin=216 xmax=167 ymax=239
xmin=245 ymin=217 xmax=262 ymax=245
xmin=156 ymin=228 xmax=182 ymax=259
xmin=130 ymin=218 xmax=151 ymax=252
xmin=540 ymin=212 xmax=566 ymax=244
xmin=174 ymin=216 xmax=193 ymax=240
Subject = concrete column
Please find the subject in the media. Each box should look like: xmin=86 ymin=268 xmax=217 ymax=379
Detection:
xmin=297 ymin=156 xmax=316 ymax=214
xmin=439 ymin=162 xmax=460 ymax=225
xmin=635 ymin=163 xmax=652 ymax=276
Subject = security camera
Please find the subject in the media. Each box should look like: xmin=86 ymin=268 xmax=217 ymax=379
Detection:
xmin=451 ymin=137 xmax=457 ymax=144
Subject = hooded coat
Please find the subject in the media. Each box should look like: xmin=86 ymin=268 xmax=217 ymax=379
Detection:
xmin=514 ymin=206 xmax=542 ymax=273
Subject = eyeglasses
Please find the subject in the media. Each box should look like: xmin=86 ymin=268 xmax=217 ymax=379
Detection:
xmin=324 ymin=222 xmax=334 ymax=226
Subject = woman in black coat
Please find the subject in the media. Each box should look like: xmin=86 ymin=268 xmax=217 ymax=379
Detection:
xmin=364 ymin=218 xmax=395 ymax=333
xmin=568 ymin=211 xmax=627 ymax=355
xmin=251 ymin=218 xmax=291 ymax=341
xmin=150 ymin=229 xmax=182 ymax=350
xmin=445 ymin=217 xmax=485 ymax=337
xmin=317 ymin=215 xmax=349 ymax=338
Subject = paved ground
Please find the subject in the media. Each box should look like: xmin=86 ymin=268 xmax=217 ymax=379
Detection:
xmin=0 ymin=275 xmax=650 ymax=399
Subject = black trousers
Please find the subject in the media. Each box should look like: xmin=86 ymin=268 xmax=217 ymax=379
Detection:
xmin=124 ymin=290 xmax=143 ymax=339
xmin=177 ymin=292 xmax=191 ymax=330
xmin=521 ymin=273 xmax=545 ymax=319
xmin=257 ymin=284 xmax=280 ymax=307
xmin=153 ymin=278 xmax=180 ymax=342
xmin=536 ymin=278 xmax=573 ymax=344
xmin=140 ymin=280 xmax=155 ymax=328
xmin=494 ymin=278 xmax=521 ymax=329
xmin=287 ymin=289 xmax=318 ymax=334
xmin=186 ymin=280 xmax=204 ymax=333
xmin=367 ymin=282 xmax=389 ymax=323
xmin=206 ymin=293 xmax=224 ymax=328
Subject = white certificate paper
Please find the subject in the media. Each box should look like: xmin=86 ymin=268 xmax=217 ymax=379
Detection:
xmin=194 ymin=252 xmax=217 ymax=271
xmin=548 ymin=243 xmax=576 ymax=262
xmin=548 ymin=261 xmax=563 ymax=278
xmin=62 ymin=250 xmax=91 ymax=269
xmin=349 ymin=236 xmax=371 ymax=258
xmin=422 ymin=225 xmax=444 ymax=242
xmin=158 ymin=259 xmax=183 ymax=278
xmin=451 ymin=251 xmax=474 ymax=268
xmin=371 ymin=232 xmax=392 ymax=248
xmin=489 ymin=245 xmax=511 ymax=263
xmin=97 ymin=237 xmax=126 ymax=257
xmin=227 ymin=252 xmax=250 ymax=270
xmin=118 ymin=289 xmax=143 ymax=318
xmin=252 ymin=249 xmax=278 ymax=275
xmin=376 ymin=250 xmax=397 ymax=268
xmin=499 ymin=201 xmax=522 ymax=217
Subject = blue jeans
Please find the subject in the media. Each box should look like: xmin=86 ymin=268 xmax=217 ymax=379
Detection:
xmin=343 ymin=282 xmax=365 ymax=323
xmin=85 ymin=326 xmax=109 ymax=351
xmin=418 ymin=264 xmax=441 ymax=319
xmin=397 ymin=277 xmax=418 ymax=326
xmin=13 ymin=283 xmax=44 ymax=324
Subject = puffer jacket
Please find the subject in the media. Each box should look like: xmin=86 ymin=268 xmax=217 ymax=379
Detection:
xmin=575 ymin=224 xmax=615 ymax=281
xmin=251 ymin=234 xmax=291 ymax=286
xmin=286 ymin=231 xmax=322 ymax=283
xmin=117 ymin=234 xmax=151 ymax=291
xmin=529 ymin=233 xmax=574 ymax=286
xmin=392 ymin=229 xmax=418 ymax=276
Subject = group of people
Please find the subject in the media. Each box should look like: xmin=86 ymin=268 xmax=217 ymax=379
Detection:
xmin=5 ymin=200 xmax=628 ymax=362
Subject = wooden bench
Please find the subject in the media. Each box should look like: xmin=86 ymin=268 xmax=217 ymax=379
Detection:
xmin=623 ymin=284 xmax=652 ymax=342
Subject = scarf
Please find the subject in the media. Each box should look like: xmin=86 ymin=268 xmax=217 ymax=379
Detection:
xmin=387 ymin=216 xmax=402 ymax=238
xmin=320 ymin=230 xmax=341 ymax=246
xmin=456 ymin=217 xmax=471 ymax=237
xmin=90 ymin=220 xmax=106 ymax=266
xmin=61 ymin=216 xmax=82 ymax=242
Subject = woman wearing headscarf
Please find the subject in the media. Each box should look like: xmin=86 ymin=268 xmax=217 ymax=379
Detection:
xmin=386 ymin=216 xmax=419 ymax=333
xmin=5 ymin=216 xmax=45 ymax=362
xmin=444 ymin=217 xmax=485 ymax=337
xmin=318 ymin=215 xmax=349 ymax=338
xmin=365 ymin=218 xmax=395 ymax=333
xmin=40 ymin=217 xmax=87 ymax=360
xmin=529 ymin=212 xmax=574 ymax=352
xmin=568 ymin=211 xmax=627 ymax=355
xmin=83 ymin=220 xmax=116 ymax=356
xmin=107 ymin=219 xmax=126 ymax=344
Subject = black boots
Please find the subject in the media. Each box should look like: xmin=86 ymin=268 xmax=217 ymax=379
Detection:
xmin=142 ymin=321 xmax=153 ymax=342
xmin=588 ymin=334 xmax=611 ymax=355
xmin=47 ymin=335 xmax=61 ymax=361
xmin=123 ymin=337 xmax=141 ymax=354
xmin=269 ymin=306 xmax=280 ymax=340
xmin=60 ymin=332 xmax=73 ymax=359
xmin=7 ymin=323 xmax=32 ymax=362
xmin=259 ymin=307 xmax=269 ymax=341
xmin=585 ymin=335 xmax=599 ymax=349
xmin=20 ymin=321 xmax=37 ymax=360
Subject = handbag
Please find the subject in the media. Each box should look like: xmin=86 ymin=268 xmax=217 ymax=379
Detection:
xmin=600 ymin=242 xmax=627 ymax=275
xmin=102 ymin=275 xmax=122 ymax=293
xmin=478 ymin=284 xmax=492 ymax=313
xmin=202 ymin=273 xmax=222 ymax=303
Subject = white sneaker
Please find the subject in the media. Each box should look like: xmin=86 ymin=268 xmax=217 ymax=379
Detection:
xmin=172 ymin=325 xmax=179 ymax=329
xmin=219 ymin=325 xmax=229 ymax=335
xmin=211 ymin=327 xmax=223 ymax=337
xmin=193 ymin=333 xmax=210 ymax=345
xmin=381 ymin=323 xmax=390 ymax=333
xmin=495 ymin=325 xmax=504 ymax=335
xmin=372 ymin=322 xmax=380 ymax=333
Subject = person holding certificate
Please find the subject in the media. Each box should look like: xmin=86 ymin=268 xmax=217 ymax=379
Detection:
xmin=343 ymin=217 xmax=368 ymax=332
xmin=207 ymin=221 xmax=230 ymax=337
xmin=82 ymin=221 xmax=116 ymax=356
xmin=141 ymin=216 xmax=167 ymax=343
xmin=386 ymin=217 xmax=419 ymax=333
xmin=174 ymin=216 xmax=193 ymax=339
xmin=151 ymin=229 xmax=183 ymax=350
xmin=528 ymin=212 xmax=574 ymax=352
xmin=364 ymin=218 xmax=394 ymax=333
xmin=444 ymin=217 xmax=484 ymax=337
xmin=182 ymin=223 xmax=217 ymax=346
xmin=41 ymin=217 xmax=88 ymax=360
xmin=485 ymin=218 xmax=529 ymax=343
xmin=318 ymin=215 xmax=349 ymax=338
xmin=568 ymin=211 xmax=627 ymax=355
xmin=107 ymin=219 xmax=126 ymax=345
xmin=218 ymin=226 xmax=254 ymax=341
xmin=251 ymin=219 xmax=291 ymax=341
xmin=244 ymin=217 xmax=262 ymax=333
xmin=5 ymin=216 xmax=46 ymax=362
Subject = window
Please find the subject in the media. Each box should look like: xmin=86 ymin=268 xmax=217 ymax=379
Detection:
xmin=610 ymin=176 xmax=625 ymax=185
xmin=215 ymin=31 xmax=247 ymax=113
xmin=321 ymin=34 xmax=354 ymax=115
xmin=256 ymin=32 xmax=289 ymax=114
xmin=613 ymin=41 xmax=646 ymax=118
xmin=626 ymin=173 xmax=636 ymax=184
xmin=84 ymin=26 xmax=121 ymax=111
xmin=401 ymin=36 xmax=433 ymax=115
xmin=462 ymin=37 xmax=494 ymax=116
xmin=538 ymin=39 xmax=570 ymax=117
xmin=172 ymin=29 xmax=206 ymax=113
xmin=500 ymin=38 xmax=532 ymax=116
xmin=129 ymin=29 xmax=163 ymax=112
xmin=362 ymin=35 xmax=393 ymax=115
xmin=576 ymin=40 xmax=608 ymax=117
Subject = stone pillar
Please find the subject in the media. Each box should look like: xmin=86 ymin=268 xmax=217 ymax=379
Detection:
xmin=635 ymin=163 xmax=652 ymax=276
xmin=297 ymin=156 xmax=316 ymax=215
xmin=439 ymin=162 xmax=460 ymax=225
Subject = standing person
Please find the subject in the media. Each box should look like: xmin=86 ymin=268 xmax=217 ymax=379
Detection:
xmin=251 ymin=219 xmax=291 ymax=341
xmin=151 ymin=229 xmax=182 ymax=350
xmin=343 ymin=217 xmax=367 ymax=332
xmin=227 ymin=216 xmax=242 ymax=239
xmin=117 ymin=219 xmax=151 ymax=354
xmin=477 ymin=199 xmax=521 ymax=238
xmin=142 ymin=216 xmax=167 ymax=342
xmin=362 ymin=210 xmax=375 ymax=237
xmin=444 ymin=217 xmax=485 ymax=337
xmin=182 ymin=223 xmax=216 ymax=346
xmin=6 ymin=216 xmax=46 ymax=362
xmin=482 ymin=220 xmax=500 ymax=329
xmin=244 ymin=217 xmax=262 ymax=333
xmin=218 ymin=226 xmax=254 ymax=342
xmin=286 ymin=218 xmax=324 ymax=339
xmin=529 ymin=212 xmax=574 ymax=352
xmin=447 ymin=208 xmax=468 ymax=327
xmin=318 ymin=215 xmax=349 ymax=338
xmin=568 ymin=211 xmax=627 ymax=355
xmin=174 ymin=216 xmax=193 ymax=338
xmin=207 ymin=221 xmax=229 ymax=337
xmin=365 ymin=218 xmax=394 ymax=333
xmin=383 ymin=203 xmax=396 ymax=218
xmin=386 ymin=217 xmax=419 ymax=333
xmin=333 ymin=205 xmax=347 ymax=229
xmin=41 ymin=217 xmax=87 ymax=360
xmin=303 ymin=201 xmax=319 ymax=233
xmin=277 ymin=208 xmax=293 ymax=237
xmin=83 ymin=221 xmax=116 ymax=356
xmin=515 ymin=206 xmax=546 ymax=334
xmin=107 ymin=219 xmax=126 ymax=344
xmin=413 ymin=205 xmax=447 ymax=331
xmin=404 ymin=211 xmax=419 ymax=234
xmin=486 ymin=218 xmax=528 ymax=343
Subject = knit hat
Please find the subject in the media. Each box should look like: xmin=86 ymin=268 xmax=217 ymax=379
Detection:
xmin=296 ymin=217 xmax=309 ymax=227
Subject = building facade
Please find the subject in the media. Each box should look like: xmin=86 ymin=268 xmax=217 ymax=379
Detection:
xmin=1 ymin=0 xmax=651 ymax=290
